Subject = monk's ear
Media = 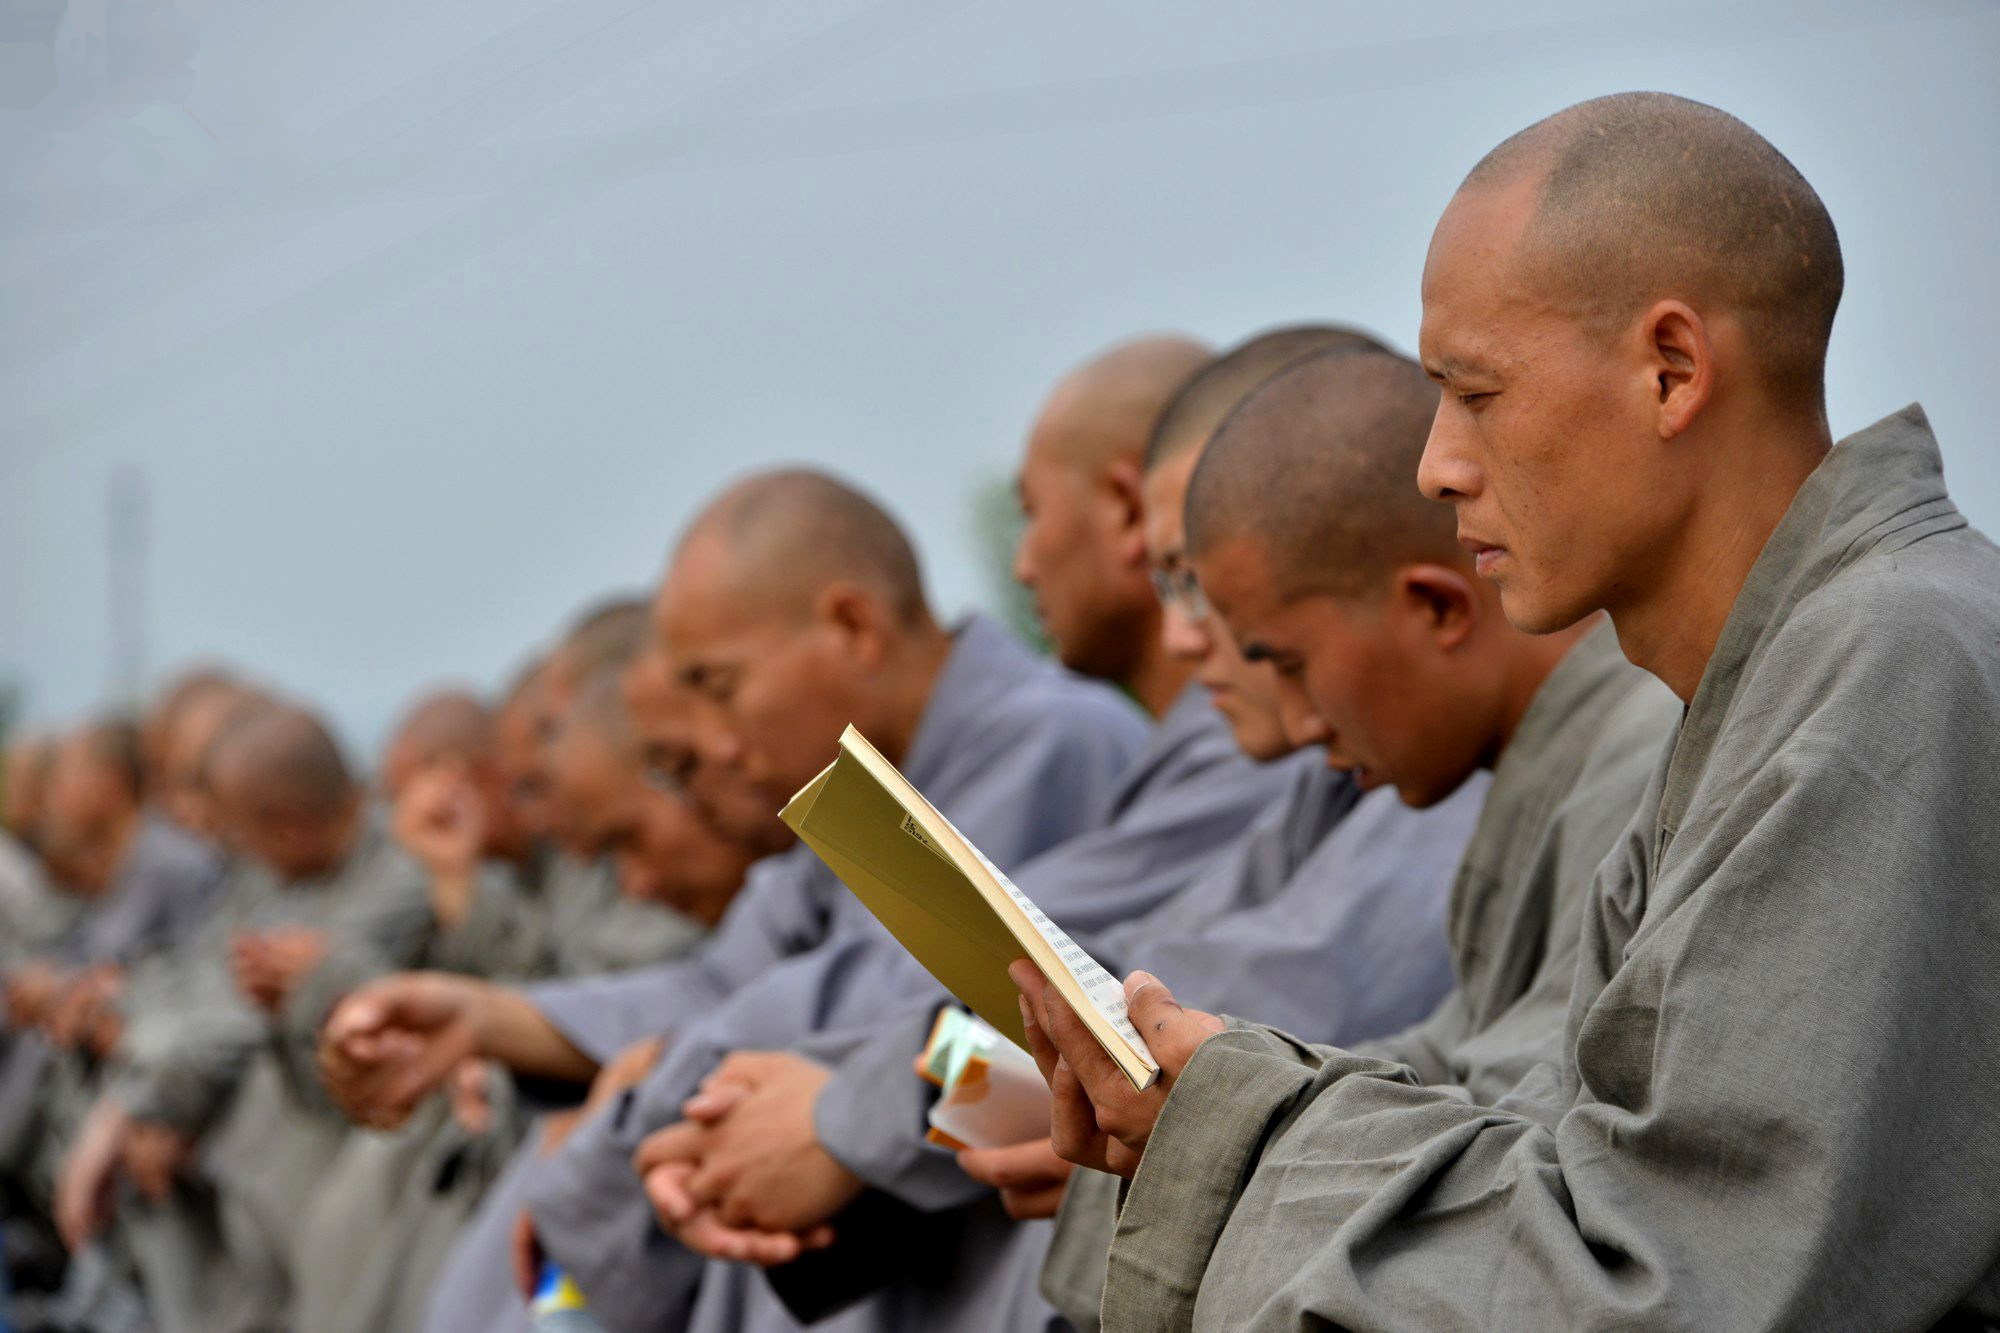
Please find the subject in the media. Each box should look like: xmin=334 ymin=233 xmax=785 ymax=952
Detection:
xmin=1394 ymin=563 xmax=1479 ymax=651
xmin=1642 ymin=299 xmax=1714 ymax=441
xmin=1102 ymin=458 xmax=1150 ymax=570
xmin=815 ymin=581 xmax=891 ymax=669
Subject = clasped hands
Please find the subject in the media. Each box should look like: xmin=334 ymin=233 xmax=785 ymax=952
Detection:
xmin=229 ymin=926 xmax=329 ymax=1015
xmin=631 ymin=1051 xmax=857 ymax=1268
xmin=625 ymin=961 xmax=1221 ymax=1270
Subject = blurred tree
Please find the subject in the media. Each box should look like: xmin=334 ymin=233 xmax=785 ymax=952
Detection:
xmin=0 ymin=680 xmax=17 ymax=811
xmin=968 ymin=474 xmax=1046 ymax=654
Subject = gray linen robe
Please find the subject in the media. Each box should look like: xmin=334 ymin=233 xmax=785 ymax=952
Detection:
xmin=1102 ymin=405 xmax=2000 ymax=1331
xmin=0 ymin=816 xmax=224 ymax=1182
xmin=536 ymin=683 xmax=1298 ymax=1333
xmin=422 ymin=615 xmax=1151 ymax=1333
xmin=109 ymin=819 xmax=433 ymax=1333
xmin=649 ymin=699 xmax=1329 ymax=1333
xmin=1045 ymin=618 xmax=1677 ymax=1330
xmin=0 ymin=828 xmax=77 ymax=962
xmin=59 ymin=815 xmax=226 ymax=971
xmin=295 ymin=856 xmax=717 ymax=1333
xmin=696 ymin=761 xmax=1485 ymax=1333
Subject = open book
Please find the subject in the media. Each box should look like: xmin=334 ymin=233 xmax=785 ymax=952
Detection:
xmin=780 ymin=726 xmax=1159 ymax=1091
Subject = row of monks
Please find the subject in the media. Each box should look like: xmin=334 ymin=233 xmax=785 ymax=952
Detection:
xmin=3 ymin=91 xmax=1998 ymax=1332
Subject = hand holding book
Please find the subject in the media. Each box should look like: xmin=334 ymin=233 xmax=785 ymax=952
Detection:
xmin=1011 ymin=959 xmax=1224 ymax=1179
xmin=779 ymin=726 xmax=1161 ymax=1090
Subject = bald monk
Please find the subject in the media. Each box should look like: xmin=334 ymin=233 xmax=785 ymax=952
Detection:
xmin=152 ymin=679 xmax=263 ymax=847
xmin=656 ymin=329 xmax=1488 ymax=1333
xmin=616 ymin=337 xmax=1329 ymax=1333
xmin=313 ymin=466 xmax=1145 ymax=1333
xmin=0 ymin=720 xmax=225 ymax=1194
xmin=1027 ymin=94 xmax=2000 ymax=1330
xmin=36 ymin=719 xmax=225 ymax=969
xmin=1029 ymin=342 xmax=1680 ymax=1327
xmin=291 ymin=677 xmax=760 ymax=1333
xmin=281 ymin=688 xmax=547 ymax=1048
xmin=544 ymin=672 xmax=757 ymax=928
xmin=311 ymin=623 xmax=757 ymax=1333
xmin=138 ymin=668 xmax=241 ymax=799
xmin=528 ymin=602 xmax=728 ymax=979
xmin=2 ymin=733 xmax=56 ymax=856
xmin=55 ymin=704 xmax=433 ymax=1333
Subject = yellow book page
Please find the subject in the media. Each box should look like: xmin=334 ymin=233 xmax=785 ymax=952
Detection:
xmin=785 ymin=727 xmax=1158 ymax=1090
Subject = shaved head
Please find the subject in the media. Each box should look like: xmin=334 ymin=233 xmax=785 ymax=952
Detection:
xmin=210 ymin=705 xmax=356 ymax=818
xmin=144 ymin=666 xmax=242 ymax=790
xmin=568 ymin=670 xmax=634 ymax=750
xmin=558 ymin=598 xmax=652 ymax=686
xmin=1032 ymin=334 xmax=1214 ymax=475
xmin=2 ymin=735 xmax=53 ymax=839
xmin=1464 ymin=92 xmax=1841 ymax=408
xmin=149 ymin=667 xmax=239 ymax=731
xmin=382 ymin=689 xmax=493 ymax=796
xmin=679 ymin=468 xmax=932 ymax=627
xmin=388 ymin=690 xmax=491 ymax=765
xmin=1145 ymin=325 xmax=1394 ymax=474
xmin=1188 ymin=350 xmax=1456 ymax=600
xmin=71 ymin=717 xmax=145 ymax=800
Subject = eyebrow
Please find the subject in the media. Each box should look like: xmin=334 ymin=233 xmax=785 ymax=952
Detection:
xmin=1424 ymin=351 xmax=1496 ymax=383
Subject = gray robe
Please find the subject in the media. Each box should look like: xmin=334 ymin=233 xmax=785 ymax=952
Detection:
xmin=59 ymin=815 xmax=226 ymax=970
xmin=296 ymin=856 xmax=716 ymax=1333
xmin=423 ymin=615 xmax=1151 ymax=1333
xmin=109 ymin=820 xmax=433 ymax=1333
xmin=692 ymin=760 xmax=1484 ymax=1333
xmin=541 ymin=853 xmax=711 ymax=977
xmin=655 ymin=700 xmax=1331 ymax=1333
xmin=0 ymin=816 xmax=224 ymax=1199
xmin=542 ymin=683 xmax=1298 ymax=1333
xmin=1102 ymin=405 xmax=2000 ymax=1331
xmin=0 ymin=828 xmax=77 ymax=962
xmin=1045 ymin=619 xmax=1677 ymax=1330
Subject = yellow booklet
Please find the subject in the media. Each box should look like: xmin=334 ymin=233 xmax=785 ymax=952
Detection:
xmin=780 ymin=726 xmax=1159 ymax=1091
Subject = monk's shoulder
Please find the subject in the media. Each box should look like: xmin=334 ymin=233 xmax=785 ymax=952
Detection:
xmin=959 ymin=656 xmax=1147 ymax=765
xmin=1773 ymin=533 xmax=2000 ymax=725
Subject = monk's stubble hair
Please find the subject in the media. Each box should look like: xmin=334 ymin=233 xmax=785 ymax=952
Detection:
xmin=681 ymin=468 xmax=935 ymax=631
xmin=1464 ymin=92 xmax=1842 ymax=413
xmin=1186 ymin=350 xmax=1459 ymax=603
xmin=209 ymin=704 xmax=356 ymax=819
xmin=1144 ymin=325 xmax=1394 ymax=476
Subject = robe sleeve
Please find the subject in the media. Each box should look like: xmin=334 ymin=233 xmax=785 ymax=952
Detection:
xmin=523 ymin=849 xmax=824 ymax=1064
xmin=423 ymin=865 xmax=548 ymax=980
xmin=529 ymin=693 xmax=1148 ymax=1331
xmin=1106 ymin=594 xmax=2000 ymax=1332
xmin=810 ymin=1003 xmax=969 ymax=1209
xmin=109 ymin=964 xmax=270 ymax=1134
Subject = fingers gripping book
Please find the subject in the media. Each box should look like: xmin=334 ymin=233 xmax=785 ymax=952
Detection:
xmin=779 ymin=726 xmax=1159 ymax=1091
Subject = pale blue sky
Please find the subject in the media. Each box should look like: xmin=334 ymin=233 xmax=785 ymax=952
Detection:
xmin=2 ymin=0 xmax=1995 ymax=754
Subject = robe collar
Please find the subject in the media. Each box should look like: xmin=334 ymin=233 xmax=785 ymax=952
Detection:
xmin=1659 ymin=404 xmax=1967 ymax=841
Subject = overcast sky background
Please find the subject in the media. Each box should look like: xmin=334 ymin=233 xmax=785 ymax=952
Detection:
xmin=2 ymin=0 xmax=1995 ymax=755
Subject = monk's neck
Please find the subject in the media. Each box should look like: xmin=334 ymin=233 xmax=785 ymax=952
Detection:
xmin=1123 ymin=612 xmax=1194 ymax=722
xmin=865 ymin=625 xmax=956 ymax=768
xmin=1489 ymin=616 xmax=1598 ymax=759
xmin=1616 ymin=418 xmax=1831 ymax=702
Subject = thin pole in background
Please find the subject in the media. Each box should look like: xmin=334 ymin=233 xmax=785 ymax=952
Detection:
xmin=108 ymin=465 xmax=148 ymax=710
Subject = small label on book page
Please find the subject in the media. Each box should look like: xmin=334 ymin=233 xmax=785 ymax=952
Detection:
xmin=961 ymin=840 xmax=1158 ymax=1074
xmin=901 ymin=813 xmax=951 ymax=862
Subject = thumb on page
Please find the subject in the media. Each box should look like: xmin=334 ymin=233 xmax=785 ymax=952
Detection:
xmin=1123 ymin=971 xmax=1220 ymax=1077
